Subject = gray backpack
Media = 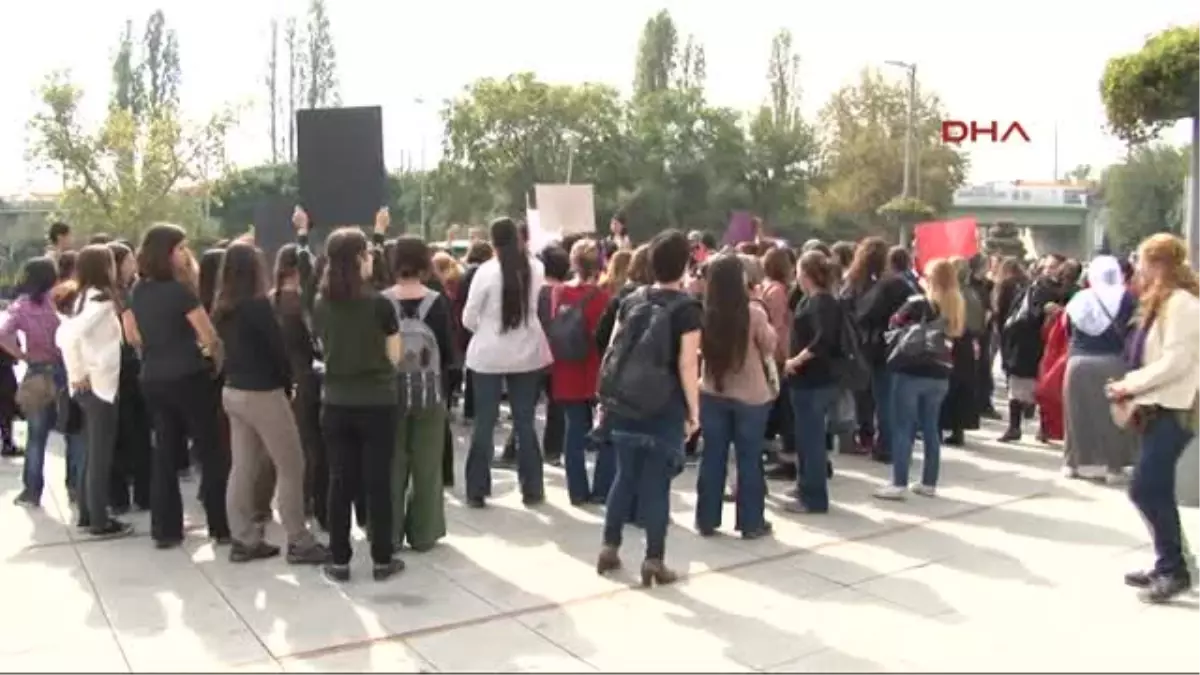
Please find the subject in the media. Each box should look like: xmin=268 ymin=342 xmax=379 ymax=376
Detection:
xmin=391 ymin=291 xmax=443 ymax=411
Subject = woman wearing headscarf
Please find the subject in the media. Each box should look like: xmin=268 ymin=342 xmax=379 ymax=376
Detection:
xmin=1062 ymin=255 xmax=1139 ymax=482
xmin=939 ymin=258 xmax=983 ymax=446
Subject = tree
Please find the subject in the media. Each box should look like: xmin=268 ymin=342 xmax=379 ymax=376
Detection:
xmin=1100 ymin=25 xmax=1199 ymax=145
xmin=1101 ymin=143 xmax=1189 ymax=250
xmin=746 ymin=29 xmax=818 ymax=235
xmin=266 ymin=19 xmax=281 ymax=163
xmin=984 ymin=221 xmax=1026 ymax=260
xmin=442 ymin=73 xmax=627 ymax=219
xmin=810 ymin=68 xmax=968 ymax=239
xmin=675 ymin=35 xmax=707 ymax=91
xmin=1063 ymin=164 xmax=1095 ymax=183
xmin=284 ymin=17 xmax=301 ymax=161
xmin=111 ymin=20 xmax=143 ymax=116
xmin=28 ymin=60 xmax=235 ymax=237
xmin=141 ymin=10 xmax=181 ymax=115
xmin=304 ymin=0 xmax=340 ymax=108
xmin=633 ymin=10 xmax=678 ymax=98
xmin=208 ymin=163 xmax=297 ymax=237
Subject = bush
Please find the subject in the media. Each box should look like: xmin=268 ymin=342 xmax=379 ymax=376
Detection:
xmin=1100 ymin=25 xmax=1200 ymax=144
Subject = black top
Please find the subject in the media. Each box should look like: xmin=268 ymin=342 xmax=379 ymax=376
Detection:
xmin=595 ymin=283 xmax=641 ymax=352
xmin=129 ymin=279 xmax=208 ymax=383
xmin=854 ymin=275 xmax=918 ymax=366
xmin=313 ymin=291 xmax=399 ymax=406
xmin=216 ymin=297 xmax=293 ymax=393
xmin=789 ymin=291 xmax=843 ymax=389
xmin=273 ymin=288 xmax=318 ymax=384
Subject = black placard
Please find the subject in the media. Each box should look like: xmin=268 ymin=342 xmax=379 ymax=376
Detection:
xmin=296 ymin=106 xmax=385 ymax=231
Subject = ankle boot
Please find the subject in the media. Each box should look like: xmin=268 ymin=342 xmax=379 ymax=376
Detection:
xmin=998 ymin=401 xmax=1023 ymax=442
xmin=596 ymin=545 xmax=622 ymax=575
xmin=639 ymin=558 xmax=678 ymax=587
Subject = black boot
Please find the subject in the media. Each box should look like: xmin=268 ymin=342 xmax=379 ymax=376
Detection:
xmin=998 ymin=401 xmax=1023 ymax=442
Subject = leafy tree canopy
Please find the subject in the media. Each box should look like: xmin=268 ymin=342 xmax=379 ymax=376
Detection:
xmin=1100 ymin=25 xmax=1199 ymax=144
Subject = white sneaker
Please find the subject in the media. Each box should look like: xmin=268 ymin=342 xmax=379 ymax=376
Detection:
xmin=1105 ymin=471 xmax=1128 ymax=486
xmin=911 ymin=483 xmax=937 ymax=498
xmin=873 ymin=485 xmax=906 ymax=501
xmin=1061 ymin=465 xmax=1080 ymax=479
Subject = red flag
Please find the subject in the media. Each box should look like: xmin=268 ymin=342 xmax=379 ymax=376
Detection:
xmin=913 ymin=217 xmax=978 ymax=274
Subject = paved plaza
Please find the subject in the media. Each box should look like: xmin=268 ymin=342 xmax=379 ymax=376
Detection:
xmin=1 ymin=411 xmax=1197 ymax=673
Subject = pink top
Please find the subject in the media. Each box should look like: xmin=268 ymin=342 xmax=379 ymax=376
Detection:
xmin=759 ymin=280 xmax=791 ymax=364
xmin=0 ymin=295 xmax=62 ymax=364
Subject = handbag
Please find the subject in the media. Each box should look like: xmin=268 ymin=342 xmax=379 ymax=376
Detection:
xmin=15 ymin=371 xmax=56 ymax=416
xmin=885 ymin=301 xmax=952 ymax=372
xmin=1109 ymin=397 xmax=1148 ymax=432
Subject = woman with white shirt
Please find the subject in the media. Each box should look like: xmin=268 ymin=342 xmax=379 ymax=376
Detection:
xmin=461 ymin=217 xmax=552 ymax=508
xmin=1107 ymin=234 xmax=1199 ymax=604
xmin=56 ymin=245 xmax=132 ymax=538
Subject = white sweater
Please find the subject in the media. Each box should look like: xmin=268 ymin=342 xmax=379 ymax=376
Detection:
xmin=56 ymin=288 xmax=123 ymax=403
xmin=462 ymin=256 xmax=553 ymax=374
xmin=1118 ymin=288 xmax=1200 ymax=411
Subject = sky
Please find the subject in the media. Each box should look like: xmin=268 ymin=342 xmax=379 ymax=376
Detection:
xmin=1 ymin=0 xmax=1196 ymax=197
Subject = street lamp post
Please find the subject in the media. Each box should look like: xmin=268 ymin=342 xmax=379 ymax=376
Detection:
xmin=885 ymin=60 xmax=918 ymax=246
xmin=414 ymin=97 xmax=429 ymax=240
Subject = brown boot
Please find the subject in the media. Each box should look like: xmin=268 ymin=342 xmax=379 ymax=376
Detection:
xmin=596 ymin=545 xmax=622 ymax=575
xmin=639 ymin=558 xmax=678 ymax=587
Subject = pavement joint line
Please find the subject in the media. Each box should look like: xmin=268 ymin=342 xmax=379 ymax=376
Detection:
xmin=275 ymin=488 xmax=1050 ymax=663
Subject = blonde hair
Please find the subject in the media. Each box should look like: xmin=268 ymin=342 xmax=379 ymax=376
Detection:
xmin=431 ymin=251 xmax=461 ymax=284
xmin=627 ymin=243 xmax=653 ymax=285
xmin=924 ymin=258 xmax=965 ymax=338
xmin=570 ymin=238 xmax=601 ymax=280
xmin=1136 ymin=233 xmax=1199 ymax=326
xmin=601 ymin=249 xmax=632 ymax=293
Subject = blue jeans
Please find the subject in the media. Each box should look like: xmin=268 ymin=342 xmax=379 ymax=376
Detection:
xmin=890 ymin=373 xmax=950 ymax=488
xmin=562 ymin=402 xmax=614 ymax=503
xmin=1131 ymin=410 xmax=1194 ymax=578
xmin=20 ymin=364 xmax=84 ymax=502
xmin=873 ymin=368 xmax=895 ymax=455
xmin=465 ymin=370 xmax=544 ymax=501
xmin=789 ymin=384 xmax=839 ymax=512
xmin=695 ymin=394 xmax=770 ymax=533
xmin=602 ymin=409 xmax=684 ymax=560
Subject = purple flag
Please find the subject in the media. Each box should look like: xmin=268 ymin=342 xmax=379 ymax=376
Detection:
xmin=723 ymin=211 xmax=756 ymax=247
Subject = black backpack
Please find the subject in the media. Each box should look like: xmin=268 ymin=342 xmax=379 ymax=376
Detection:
xmin=597 ymin=288 xmax=685 ymax=420
xmin=545 ymin=286 xmax=600 ymax=362
xmin=832 ymin=306 xmax=871 ymax=392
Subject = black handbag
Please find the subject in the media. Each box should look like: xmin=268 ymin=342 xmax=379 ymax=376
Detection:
xmin=885 ymin=308 xmax=953 ymax=373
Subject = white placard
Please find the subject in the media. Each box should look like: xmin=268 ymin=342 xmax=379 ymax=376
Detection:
xmin=534 ymin=184 xmax=596 ymax=235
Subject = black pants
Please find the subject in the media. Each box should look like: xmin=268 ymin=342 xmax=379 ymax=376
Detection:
xmin=111 ymin=368 xmax=151 ymax=509
xmin=77 ymin=391 xmax=119 ymax=531
xmin=322 ymin=403 xmax=396 ymax=565
xmin=976 ymin=330 xmax=995 ymax=410
xmin=292 ymin=374 xmax=328 ymax=526
xmin=142 ymin=371 xmax=229 ymax=542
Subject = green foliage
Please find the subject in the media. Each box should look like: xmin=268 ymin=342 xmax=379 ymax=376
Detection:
xmin=878 ymin=196 xmax=935 ymax=221
xmin=1100 ymin=25 xmax=1200 ymax=145
xmin=27 ymin=70 xmax=235 ymax=239
xmin=984 ymin=221 xmax=1027 ymax=260
xmin=1100 ymin=143 xmax=1189 ymax=250
xmin=810 ymin=68 xmax=967 ymax=239
xmin=303 ymin=0 xmax=340 ymax=108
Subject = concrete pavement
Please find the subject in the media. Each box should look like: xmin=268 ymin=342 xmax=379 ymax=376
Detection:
xmin=1 ymin=412 xmax=1196 ymax=672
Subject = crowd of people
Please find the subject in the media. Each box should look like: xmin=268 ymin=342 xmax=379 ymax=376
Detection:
xmin=0 ymin=213 xmax=1195 ymax=603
